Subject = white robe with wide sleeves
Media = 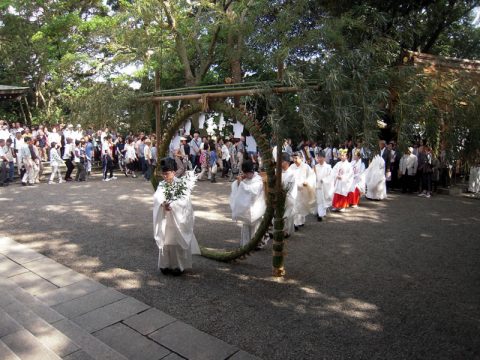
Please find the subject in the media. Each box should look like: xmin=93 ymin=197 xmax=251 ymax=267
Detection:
xmin=153 ymin=180 xmax=200 ymax=271
xmin=365 ymin=156 xmax=387 ymax=200
xmin=289 ymin=162 xmax=316 ymax=226
xmin=332 ymin=160 xmax=354 ymax=197
xmin=314 ymin=163 xmax=334 ymax=217
xmin=350 ymin=159 xmax=366 ymax=193
xmin=230 ymin=173 xmax=266 ymax=246
xmin=282 ymin=167 xmax=298 ymax=236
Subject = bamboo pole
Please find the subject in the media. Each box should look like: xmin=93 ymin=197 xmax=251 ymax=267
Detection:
xmin=138 ymin=86 xmax=318 ymax=103
xmin=272 ymin=134 xmax=286 ymax=277
xmin=155 ymin=70 xmax=161 ymax=143
xmin=141 ymin=80 xmax=320 ymax=97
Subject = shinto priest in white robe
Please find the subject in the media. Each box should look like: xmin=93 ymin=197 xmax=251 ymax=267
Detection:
xmin=314 ymin=161 xmax=334 ymax=217
xmin=153 ymin=176 xmax=200 ymax=271
xmin=281 ymin=163 xmax=297 ymax=236
xmin=230 ymin=171 xmax=267 ymax=247
xmin=289 ymin=156 xmax=316 ymax=226
xmin=365 ymin=155 xmax=387 ymax=200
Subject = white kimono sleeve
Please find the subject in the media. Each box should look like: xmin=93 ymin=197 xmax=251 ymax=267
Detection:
xmin=153 ymin=186 xmax=200 ymax=254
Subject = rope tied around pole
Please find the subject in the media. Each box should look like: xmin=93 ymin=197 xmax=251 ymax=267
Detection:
xmin=201 ymin=94 xmax=209 ymax=112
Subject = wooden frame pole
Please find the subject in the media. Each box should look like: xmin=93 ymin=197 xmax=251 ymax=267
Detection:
xmin=138 ymin=86 xmax=318 ymax=103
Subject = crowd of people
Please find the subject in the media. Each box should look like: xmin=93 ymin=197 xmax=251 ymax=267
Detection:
xmin=0 ymin=120 xmax=163 ymax=186
xmin=0 ymin=118 xmax=447 ymax=199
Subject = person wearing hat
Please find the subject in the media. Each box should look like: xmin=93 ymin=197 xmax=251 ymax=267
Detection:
xmin=331 ymin=148 xmax=354 ymax=212
xmin=153 ymin=158 xmax=200 ymax=276
xmin=289 ymin=151 xmax=316 ymax=229
xmin=399 ymin=146 xmax=418 ymax=193
xmin=280 ymin=152 xmax=297 ymax=236
xmin=347 ymin=150 xmax=366 ymax=208
xmin=314 ymin=150 xmax=334 ymax=221
xmin=230 ymin=160 xmax=267 ymax=246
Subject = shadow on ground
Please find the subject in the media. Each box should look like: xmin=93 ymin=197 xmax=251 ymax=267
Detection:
xmin=1 ymin=175 xmax=479 ymax=359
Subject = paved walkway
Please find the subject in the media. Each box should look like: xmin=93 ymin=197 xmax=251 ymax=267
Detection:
xmin=0 ymin=237 xmax=259 ymax=360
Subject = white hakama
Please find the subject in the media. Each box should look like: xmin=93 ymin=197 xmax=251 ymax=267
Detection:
xmin=314 ymin=163 xmax=334 ymax=217
xmin=230 ymin=173 xmax=266 ymax=247
xmin=153 ymin=181 xmax=200 ymax=271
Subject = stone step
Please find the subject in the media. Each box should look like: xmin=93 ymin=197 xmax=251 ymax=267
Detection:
xmin=0 ymin=339 xmax=20 ymax=360
xmin=0 ymin=259 xmax=129 ymax=360
xmin=2 ymin=329 xmax=62 ymax=360
xmin=0 ymin=293 xmax=80 ymax=358
xmin=0 ymin=237 xmax=260 ymax=360
xmin=0 ymin=308 xmax=61 ymax=360
xmin=0 ymin=278 xmax=128 ymax=360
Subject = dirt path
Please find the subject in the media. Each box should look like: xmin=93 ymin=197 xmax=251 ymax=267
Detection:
xmin=1 ymin=175 xmax=479 ymax=359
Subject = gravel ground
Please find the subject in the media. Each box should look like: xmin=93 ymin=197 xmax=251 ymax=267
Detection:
xmin=1 ymin=174 xmax=479 ymax=359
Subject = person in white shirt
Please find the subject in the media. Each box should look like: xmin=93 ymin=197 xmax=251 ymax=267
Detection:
xmin=289 ymin=151 xmax=316 ymax=229
xmin=144 ymin=138 xmax=153 ymax=180
xmin=314 ymin=151 xmax=334 ymax=221
xmin=220 ymin=138 xmax=231 ymax=178
xmin=230 ymin=160 xmax=267 ymax=247
xmin=62 ymin=137 xmax=75 ymax=181
xmin=48 ymin=142 xmax=64 ymax=184
xmin=399 ymin=147 xmax=418 ymax=193
xmin=102 ymin=135 xmax=116 ymax=181
xmin=73 ymin=124 xmax=84 ymax=141
xmin=63 ymin=124 xmax=74 ymax=146
xmin=48 ymin=127 xmax=61 ymax=148
xmin=13 ymin=132 xmax=25 ymax=176
xmin=20 ymin=137 xmax=38 ymax=186
xmin=323 ymin=144 xmax=332 ymax=165
xmin=189 ymin=132 xmax=202 ymax=169
xmin=3 ymin=139 xmax=15 ymax=183
xmin=0 ymin=125 xmax=10 ymax=141
xmin=124 ymin=137 xmax=138 ymax=178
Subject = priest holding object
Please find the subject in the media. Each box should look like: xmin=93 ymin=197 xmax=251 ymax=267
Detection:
xmin=153 ymin=158 xmax=200 ymax=276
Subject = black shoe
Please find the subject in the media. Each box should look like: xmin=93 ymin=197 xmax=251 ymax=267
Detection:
xmin=317 ymin=216 xmax=323 ymax=222
xmin=299 ymin=224 xmax=304 ymax=227
xmin=160 ymin=268 xmax=171 ymax=275
xmin=171 ymin=268 xmax=184 ymax=276
xmin=22 ymin=182 xmax=27 ymax=186
xmin=294 ymin=225 xmax=299 ymax=232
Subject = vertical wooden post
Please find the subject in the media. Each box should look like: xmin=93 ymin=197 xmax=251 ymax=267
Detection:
xmin=272 ymin=127 xmax=286 ymax=277
xmin=155 ymin=69 xmax=162 ymax=143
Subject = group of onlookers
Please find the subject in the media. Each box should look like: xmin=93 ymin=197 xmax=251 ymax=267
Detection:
xmin=0 ymin=120 xmax=160 ymax=186
xmin=0 ymin=118 xmax=449 ymax=202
